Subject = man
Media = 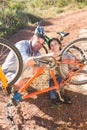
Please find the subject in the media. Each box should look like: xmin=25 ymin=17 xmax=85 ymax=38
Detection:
xmin=2 ymin=33 xmax=46 ymax=90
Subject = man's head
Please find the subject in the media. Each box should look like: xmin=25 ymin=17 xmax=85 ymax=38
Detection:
xmin=31 ymin=33 xmax=45 ymax=52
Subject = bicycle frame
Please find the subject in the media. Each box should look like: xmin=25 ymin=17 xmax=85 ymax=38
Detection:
xmin=12 ymin=58 xmax=85 ymax=102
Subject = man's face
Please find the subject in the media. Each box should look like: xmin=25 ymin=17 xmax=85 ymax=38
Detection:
xmin=32 ymin=37 xmax=45 ymax=52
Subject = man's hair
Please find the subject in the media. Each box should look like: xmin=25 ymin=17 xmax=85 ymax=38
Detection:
xmin=48 ymin=38 xmax=61 ymax=50
xmin=34 ymin=33 xmax=46 ymax=41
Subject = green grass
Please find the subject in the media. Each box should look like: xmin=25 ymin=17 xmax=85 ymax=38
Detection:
xmin=1 ymin=0 xmax=87 ymax=37
xmin=25 ymin=1 xmax=87 ymax=19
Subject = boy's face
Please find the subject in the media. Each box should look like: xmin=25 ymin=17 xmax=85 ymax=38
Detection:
xmin=50 ymin=40 xmax=60 ymax=52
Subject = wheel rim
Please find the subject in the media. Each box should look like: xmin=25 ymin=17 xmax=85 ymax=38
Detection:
xmin=59 ymin=38 xmax=87 ymax=85
xmin=0 ymin=38 xmax=23 ymax=86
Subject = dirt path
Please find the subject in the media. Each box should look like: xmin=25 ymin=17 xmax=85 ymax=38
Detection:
xmin=0 ymin=8 xmax=87 ymax=130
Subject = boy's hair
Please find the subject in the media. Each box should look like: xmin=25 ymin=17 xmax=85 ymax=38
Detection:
xmin=48 ymin=38 xmax=61 ymax=50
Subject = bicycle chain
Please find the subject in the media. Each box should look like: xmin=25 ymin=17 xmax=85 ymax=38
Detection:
xmin=36 ymin=56 xmax=56 ymax=68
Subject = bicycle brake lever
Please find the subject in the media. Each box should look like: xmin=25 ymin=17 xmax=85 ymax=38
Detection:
xmin=39 ymin=56 xmax=56 ymax=68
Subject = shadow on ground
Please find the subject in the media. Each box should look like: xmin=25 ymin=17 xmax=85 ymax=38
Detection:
xmin=14 ymin=88 xmax=87 ymax=130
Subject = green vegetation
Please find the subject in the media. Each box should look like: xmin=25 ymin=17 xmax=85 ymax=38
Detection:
xmin=0 ymin=0 xmax=87 ymax=37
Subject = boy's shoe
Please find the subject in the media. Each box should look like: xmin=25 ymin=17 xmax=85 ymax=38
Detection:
xmin=50 ymin=96 xmax=72 ymax=106
xmin=63 ymin=96 xmax=72 ymax=104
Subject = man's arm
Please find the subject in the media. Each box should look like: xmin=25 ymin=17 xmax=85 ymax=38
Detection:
xmin=25 ymin=57 xmax=36 ymax=66
xmin=25 ymin=53 xmax=54 ymax=66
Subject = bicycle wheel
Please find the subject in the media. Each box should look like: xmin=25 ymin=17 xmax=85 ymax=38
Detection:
xmin=58 ymin=37 xmax=87 ymax=85
xmin=0 ymin=38 xmax=23 ymax=87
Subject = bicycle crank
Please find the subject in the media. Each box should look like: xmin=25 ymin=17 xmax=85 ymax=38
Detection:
xmin=44 ymin=56 xmax=56 ymax=68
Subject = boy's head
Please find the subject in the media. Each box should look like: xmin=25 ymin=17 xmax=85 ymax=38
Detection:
xmin=48 ymin=38 xmax=61 ymax=51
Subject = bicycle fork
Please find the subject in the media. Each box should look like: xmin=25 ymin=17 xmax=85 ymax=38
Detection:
xmin=0 ymin=66 xmax=8 ymax=91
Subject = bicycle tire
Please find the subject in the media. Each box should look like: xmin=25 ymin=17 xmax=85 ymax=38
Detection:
xmin=39 ymin=45 xmax=48 ymax=54
xmin=0 ymin=38 xmax=23 ymax=87
xmin=43 ymin=45 xmax=48 ymax=54
xmin=58 ymin=37 xmax=87 ymax=85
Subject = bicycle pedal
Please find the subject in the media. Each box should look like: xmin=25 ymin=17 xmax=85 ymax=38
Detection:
xmin=49 ymin=99 xmax=64 ymax=108
xmin=11 ymin=98 xmax=18 ymax=106
xmin=6 ymin=86 xmax=12 ymax=94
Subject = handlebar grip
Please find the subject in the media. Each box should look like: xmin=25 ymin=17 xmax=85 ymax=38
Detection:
xmin=45 ymin=35 xmax=50 ymax=44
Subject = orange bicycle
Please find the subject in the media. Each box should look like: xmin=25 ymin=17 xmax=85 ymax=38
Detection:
xmin=11 ymin=37 xmax=87 ymax=103
xmin=0 ymin=37 xmax=87 ymax=100
xmin=0 ymin=37 xmax=87 ymax=128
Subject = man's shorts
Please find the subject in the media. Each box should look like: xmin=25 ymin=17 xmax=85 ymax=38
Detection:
xmin=21 ymin=66 xmax=34 ymax=79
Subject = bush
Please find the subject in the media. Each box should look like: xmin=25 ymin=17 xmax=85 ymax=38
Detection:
xmin=0 ymin=0 xmax=87 ymax=37
xmin=0 ymin=1 xmax=28 ymax=37
xmin=0 ymin=12 xmax=28 ymax=36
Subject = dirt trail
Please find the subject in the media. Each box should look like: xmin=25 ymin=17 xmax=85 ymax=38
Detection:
xmin=0 ymin=8 xmax=87 ymax=130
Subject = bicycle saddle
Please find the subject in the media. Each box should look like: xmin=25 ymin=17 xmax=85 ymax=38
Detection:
xmin=57 ymin=32 xmax=69 ymax=37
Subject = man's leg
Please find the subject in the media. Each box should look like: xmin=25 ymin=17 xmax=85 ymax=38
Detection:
xmin=14 ymin=65 xmax=39 ymax=91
